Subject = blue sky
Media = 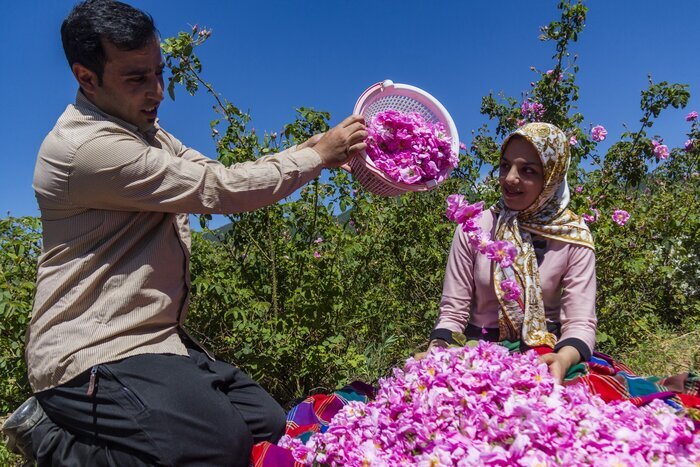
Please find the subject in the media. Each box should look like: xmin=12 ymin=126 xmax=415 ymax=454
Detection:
xmin=2 ymin=1 xmax=698 ymax=226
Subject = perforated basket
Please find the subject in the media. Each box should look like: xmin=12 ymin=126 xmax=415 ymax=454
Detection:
xmin=349 ymin=80 xmax=459 ymax=197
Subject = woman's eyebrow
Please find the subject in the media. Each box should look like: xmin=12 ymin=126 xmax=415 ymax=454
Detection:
xmin=500 ymin=156 xmax=539 ymax=166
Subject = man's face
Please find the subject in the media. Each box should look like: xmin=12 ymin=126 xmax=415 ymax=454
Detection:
xmin=85 ymin=36 xmax=165 ymax=132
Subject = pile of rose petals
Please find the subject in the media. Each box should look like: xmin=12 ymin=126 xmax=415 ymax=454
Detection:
xmin=280 ymin=341 xmax=700 ymax=466
xmin=365 ymin=110 xmax=458 ymax=185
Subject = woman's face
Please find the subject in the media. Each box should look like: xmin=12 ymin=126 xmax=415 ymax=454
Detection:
xmin=499 ymin=137 xmax=544 ymax=211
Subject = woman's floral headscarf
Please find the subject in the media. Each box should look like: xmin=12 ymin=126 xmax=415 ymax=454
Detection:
xmin=493 ymin=122 xmax=594 ymax=348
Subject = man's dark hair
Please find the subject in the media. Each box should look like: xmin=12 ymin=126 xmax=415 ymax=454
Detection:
xmin=61 ymin=0 xmax=158 ymax=83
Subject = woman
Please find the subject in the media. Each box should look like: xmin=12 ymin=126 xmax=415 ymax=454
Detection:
xmin=421 ymin=122 xmax=596 ymax=383
xmin=249 ymin=123 xmax=698 ymax=465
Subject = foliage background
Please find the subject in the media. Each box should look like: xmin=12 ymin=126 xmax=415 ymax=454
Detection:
xmin=1 ymin=0 xmax=698 ymax=463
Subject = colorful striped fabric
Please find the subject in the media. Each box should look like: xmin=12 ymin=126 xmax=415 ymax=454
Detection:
xmin=563 ymin=351 xmax=700 ymax=424
xmin=250 ymin=345 xmax=699 ymax=466
xmin=251 ymin=381 xmax=375 ymax=467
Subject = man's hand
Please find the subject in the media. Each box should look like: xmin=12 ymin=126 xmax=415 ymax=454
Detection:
xmin=538 ymin=346 xmax=580 ymax=384
xmin=298 ymin=133 xmax=324 ymax=150
xmin=312 ymin=115 xmax=367 ymax=169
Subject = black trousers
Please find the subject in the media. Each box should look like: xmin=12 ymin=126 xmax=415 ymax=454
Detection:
xmin=32 ymin=347 xmax=286 ymax=467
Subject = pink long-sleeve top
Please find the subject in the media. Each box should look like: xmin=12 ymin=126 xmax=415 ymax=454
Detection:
xmin=433 ymin=208 xmax=597 ymax=360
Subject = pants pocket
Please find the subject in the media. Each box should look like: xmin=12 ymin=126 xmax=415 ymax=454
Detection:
xmin=98 ymin=365 xmax=148 ymax=415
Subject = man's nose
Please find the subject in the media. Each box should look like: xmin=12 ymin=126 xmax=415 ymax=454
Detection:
xmin=148 ymin=75 xmax=164 ymax=102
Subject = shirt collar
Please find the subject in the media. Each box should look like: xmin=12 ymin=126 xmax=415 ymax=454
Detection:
xmin=75 ymin=89 xmax=161 ymax=140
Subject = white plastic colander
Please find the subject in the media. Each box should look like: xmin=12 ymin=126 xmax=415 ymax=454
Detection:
xmin=349 ymin=80 xmax=460 ymax=197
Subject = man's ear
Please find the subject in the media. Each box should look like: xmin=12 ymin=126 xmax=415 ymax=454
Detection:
xmin=72 ymin=63 xmax=99 ymax=97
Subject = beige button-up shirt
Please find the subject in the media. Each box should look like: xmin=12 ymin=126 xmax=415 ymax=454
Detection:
xmin=27 ymin=91 xmax=323 ymax=392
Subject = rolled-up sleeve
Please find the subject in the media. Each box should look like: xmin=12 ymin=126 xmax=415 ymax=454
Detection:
xmin=68 ymin=128 xmax=322 ymax=214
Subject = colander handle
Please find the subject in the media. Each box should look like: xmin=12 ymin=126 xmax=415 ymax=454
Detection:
xmin=340 ymin=163 xmax=352 ymax=173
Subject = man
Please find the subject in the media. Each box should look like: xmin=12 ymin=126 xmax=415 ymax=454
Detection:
xmin=1 ymin=0 xmax=366 ymax=465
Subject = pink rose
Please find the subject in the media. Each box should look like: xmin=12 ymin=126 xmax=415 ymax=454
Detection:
xmin=652 ymin=140 xmax=669 ymax=160
xmin=453 ymin=201 xmax=484 ymax=226
xmin=521 ymin=100 xmax=545 ymax=122
xmin=467 ymin=230 xmax=492 ymax=254
xmin=583 ymin=208 xmax=599 ymax=224
xmin=445 ymin=194 xmax=466 ymax=221
xmin=485 ymin=240 xmax=518 ymax=268
xmin=500 ymin=279 xmax=521 ymax=301
xmin=591 ymin=125 xmax=607 ymax=142
xmin=612 ymin=209 xmax=630 ymax=226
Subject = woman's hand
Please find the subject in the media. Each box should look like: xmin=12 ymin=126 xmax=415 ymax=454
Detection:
xmin=538 ymin=345 xmax=580 ymax=384
xmin=413 ymin=339 xmax=449 ymax=361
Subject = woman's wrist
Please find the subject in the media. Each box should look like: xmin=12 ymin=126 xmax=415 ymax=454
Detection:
xmin=429 ymin=338 xmax=449 ymax=350
xmin=555 ymin=345 xmax=581 ymax=368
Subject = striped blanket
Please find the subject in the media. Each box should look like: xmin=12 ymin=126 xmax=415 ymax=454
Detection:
xmin=251 ymin=345 xmax=700 ymax=466
xmin=251 ymin=381 xmax=374 ymax=466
